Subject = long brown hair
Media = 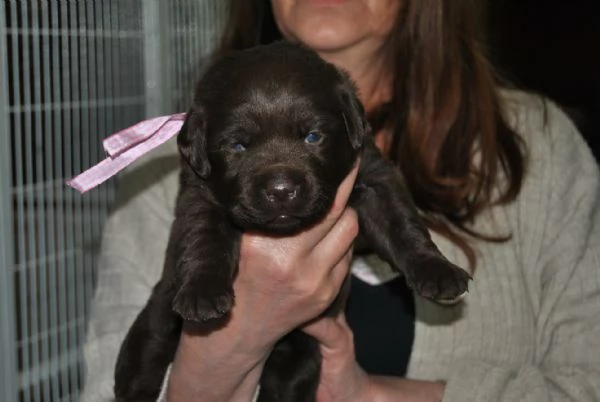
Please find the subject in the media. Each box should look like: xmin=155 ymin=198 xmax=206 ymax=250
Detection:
xmin=214 ymin=0 xmax=526 ymax=269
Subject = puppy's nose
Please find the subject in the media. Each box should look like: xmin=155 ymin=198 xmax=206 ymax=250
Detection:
xmin=264 ymin=176 xmax=300 ymax=204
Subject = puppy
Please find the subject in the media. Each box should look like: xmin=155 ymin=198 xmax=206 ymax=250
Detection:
xmin=114 ymin=41 xmax=470 ymax=402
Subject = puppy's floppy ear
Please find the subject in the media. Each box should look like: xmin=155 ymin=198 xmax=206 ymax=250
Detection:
xmin=338 ymin=78 xmax=368 ymax=150
xmin=177 ymin=106 xmax=211 ymax=179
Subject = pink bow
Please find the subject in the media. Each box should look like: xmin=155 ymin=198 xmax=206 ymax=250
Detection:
xmin=67 ymin=113 xmax=186 ymax=193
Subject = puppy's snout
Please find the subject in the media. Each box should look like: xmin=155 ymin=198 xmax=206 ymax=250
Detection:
xmin=260 ymin=170 xmax=306 ymax=207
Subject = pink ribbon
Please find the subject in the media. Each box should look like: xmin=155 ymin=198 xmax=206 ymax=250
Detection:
xmin=67 ymin=113 xmax=186 ymax=193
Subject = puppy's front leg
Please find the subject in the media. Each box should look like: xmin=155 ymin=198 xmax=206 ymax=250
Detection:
xmin=351 ymin=140 xmax=471 ymax=302
xmin=169 ymin=185 xmax=242 ymax=322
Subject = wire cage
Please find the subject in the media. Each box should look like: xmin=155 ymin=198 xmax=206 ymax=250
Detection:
xmin=0 ymin=1 xmax=226 ymax=401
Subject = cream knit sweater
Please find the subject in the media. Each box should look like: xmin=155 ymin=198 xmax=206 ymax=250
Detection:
xmin=81 ymin=91 xmax=600 ymax=402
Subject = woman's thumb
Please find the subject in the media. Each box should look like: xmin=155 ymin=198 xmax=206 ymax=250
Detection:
xmin=301 ymin=313 xmax=351 ymax=350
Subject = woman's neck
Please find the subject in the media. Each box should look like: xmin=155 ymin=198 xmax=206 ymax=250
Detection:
xmin=317 ymin=40 xmax=393 ymax=113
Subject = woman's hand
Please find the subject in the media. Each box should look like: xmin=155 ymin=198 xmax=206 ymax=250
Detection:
xmin=168 ymin=162 xmax=360 ymax=402
xmin=303 ymin=314 xmax=446 ymax=402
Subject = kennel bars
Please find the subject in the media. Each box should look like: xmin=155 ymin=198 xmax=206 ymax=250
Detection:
xmin=0 ymin=1 xmax=225 ymax=401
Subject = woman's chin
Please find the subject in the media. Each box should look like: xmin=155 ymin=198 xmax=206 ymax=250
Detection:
xmin=294 ymin=26 xmax=363 ymax=54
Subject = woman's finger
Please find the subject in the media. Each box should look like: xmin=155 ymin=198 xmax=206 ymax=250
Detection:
xmin=301 ymin=312 xmax=352 ymax=351
xmin=311 ymin=207 xmax=358 ymax=271
xmin=328 ymin=159 xmax=360 ymax=221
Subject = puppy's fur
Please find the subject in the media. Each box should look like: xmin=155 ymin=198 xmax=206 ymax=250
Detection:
xmin=114 ymin=42 xmax=470 ymax=402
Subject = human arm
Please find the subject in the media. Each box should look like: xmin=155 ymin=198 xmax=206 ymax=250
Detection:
xmin=435 ymin=101 xmax=600 ymax=402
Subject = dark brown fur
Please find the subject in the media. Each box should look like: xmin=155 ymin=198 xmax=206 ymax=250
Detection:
xmin=114 ymin=42 xmax=470 ymax=402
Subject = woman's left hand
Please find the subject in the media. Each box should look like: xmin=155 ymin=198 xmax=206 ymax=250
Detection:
xmin=301 ymin=312 xmax=372 ymax=402
xmin=302 ymin=313 xmax=446 ymax=402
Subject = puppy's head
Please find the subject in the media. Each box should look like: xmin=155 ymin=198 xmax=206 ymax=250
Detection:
xmin=178 ymin=42 xmax=367 ymax=234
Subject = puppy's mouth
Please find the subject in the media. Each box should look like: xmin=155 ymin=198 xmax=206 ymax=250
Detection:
xmin=249 ymin=212 xmax=306 ymax=234
xmin=269 ymin=214 xmax=301 ymax=225
xmin=230 ymin=205 xmax=328 ymax=235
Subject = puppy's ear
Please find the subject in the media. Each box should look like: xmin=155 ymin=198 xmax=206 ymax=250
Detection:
xmin=177 ymin=106 xmax=211 ymax=179
xmin=338 ymin=79 xmax=368 ymax=150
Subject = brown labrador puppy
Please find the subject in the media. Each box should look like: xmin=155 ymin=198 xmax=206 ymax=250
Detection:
xmin=114 ymin=41 xmax=470 ymax=402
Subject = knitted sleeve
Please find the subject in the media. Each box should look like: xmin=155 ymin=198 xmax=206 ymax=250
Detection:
xmin=442 ymin=99 xmax=600 ymax=402
xmin=79 ymin=144 xmax=180 ymax=402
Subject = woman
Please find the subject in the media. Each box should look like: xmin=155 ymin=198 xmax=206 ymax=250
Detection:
xmin=82 ymin=0 xmax=600 ymax=401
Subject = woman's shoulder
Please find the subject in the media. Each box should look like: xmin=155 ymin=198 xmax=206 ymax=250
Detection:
xmin=494 ymin=89 xmax=599 ymax=259
xmin=466 ymin=89 xmax=599 ymax=269
xmin=499 ymin=88 xmax=597 ymax=175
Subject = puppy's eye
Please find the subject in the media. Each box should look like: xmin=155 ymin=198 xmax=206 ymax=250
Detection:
xmin=232 ymin=143 xmax=247 ymax=152
xmin=304 ymin=131 xmax=323 ymax=144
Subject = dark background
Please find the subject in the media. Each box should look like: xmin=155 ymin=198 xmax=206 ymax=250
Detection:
xmin=485 ymin=0 xmax=599 ymax=160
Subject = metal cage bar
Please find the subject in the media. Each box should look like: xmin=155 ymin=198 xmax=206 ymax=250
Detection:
xmin=0 ymin=0 xmax=18 ymax=400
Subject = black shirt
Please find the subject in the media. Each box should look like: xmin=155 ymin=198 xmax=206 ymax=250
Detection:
xmin=345 ymin=275 xmax=415 ymax=376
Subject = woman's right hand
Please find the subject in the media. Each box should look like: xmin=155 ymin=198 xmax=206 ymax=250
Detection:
xmin=167 ymin=162 xmax=360 ymax=402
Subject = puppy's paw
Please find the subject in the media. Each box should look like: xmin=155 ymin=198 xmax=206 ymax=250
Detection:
xmin=405 ymin=257 xmax=471 ymax=304
xmin=172 ymin=283 xmax=234 ymax=322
